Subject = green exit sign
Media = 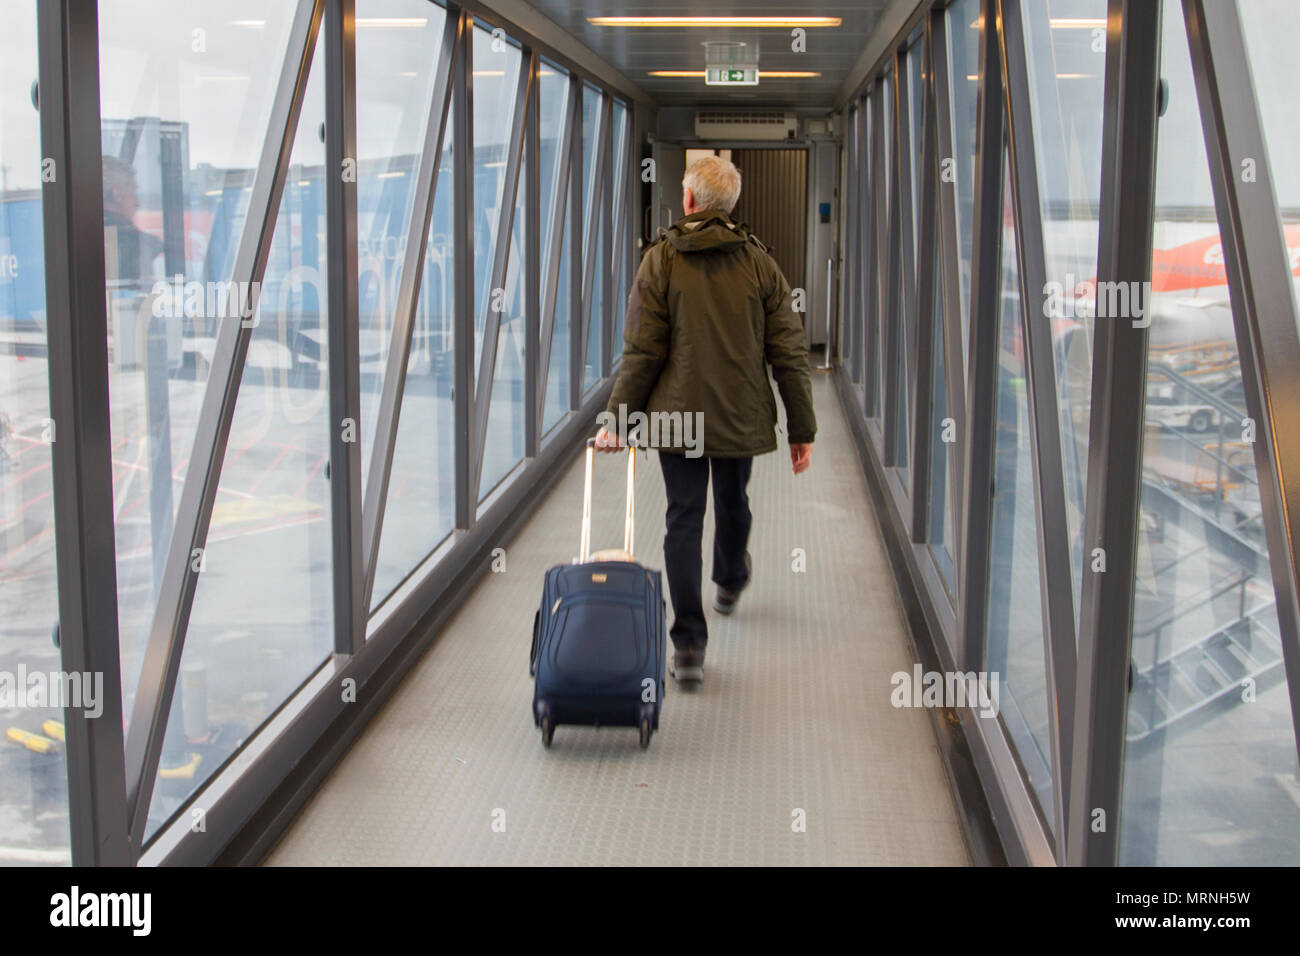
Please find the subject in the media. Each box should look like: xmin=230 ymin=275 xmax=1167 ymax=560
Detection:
xmin=705 ymin=67 xmax=758 ymax=86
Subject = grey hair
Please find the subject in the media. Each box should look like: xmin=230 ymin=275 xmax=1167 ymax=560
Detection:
xmin=682 ymin=155 xmax=741 ymax=214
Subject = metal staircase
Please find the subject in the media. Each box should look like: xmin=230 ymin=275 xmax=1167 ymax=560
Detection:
xmin=1124 ymin=357 xmax=1282 ymax=742
xmin=1128 ymin=597 xmax=1283 ymax=741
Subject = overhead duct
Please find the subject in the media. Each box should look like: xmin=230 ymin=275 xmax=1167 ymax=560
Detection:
xmin=693 ymin=110 xmax=799 ymax=141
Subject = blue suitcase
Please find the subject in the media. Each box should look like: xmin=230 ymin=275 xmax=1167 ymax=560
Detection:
xmin=530 ymin=441 xmax=666 ymax=749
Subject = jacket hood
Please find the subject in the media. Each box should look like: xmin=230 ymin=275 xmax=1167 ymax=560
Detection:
xmin=664 ymin=211 xmax=751 ymax=253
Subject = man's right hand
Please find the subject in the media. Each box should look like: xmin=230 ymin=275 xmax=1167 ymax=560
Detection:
xmin=594 ymin=426 xmax=625 ymax=453
xmin=790 ymin=442 xmax=812 ymax=475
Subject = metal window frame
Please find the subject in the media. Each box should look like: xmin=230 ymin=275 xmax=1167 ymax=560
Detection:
xmin=856 ymin=97 xmax=872 ymax=391
xmin=996 ymin=0 xmax=1080 ymax=857
xmin=523 ymin=50 xmax=541 ymax=459
xmin=606 ymin=101 xmax=631 ymax=376
xmin=870 ymin=78 xmax=889 ymax=420
xmin=619 ymin=100 xmax=637 ymax=364
xmin=37 ymin=0 xmax=131 ymax=867
xmin=841 ymin=104 xmax=858 ymax=385
xmin=884 ymin=48 xmax=915 ymax=476
xmin=324 ymin=0 xmax=364 ymax=655
xmin=452 ymin=8 xmax=475 ymax=532
xmin=931 ymin=6 xmax=969 ymax=574
xmin=1066 ymin=0 xmax=1162 ymax=868
xmin=950 ymin=0 xmax=1053 ymax=863
xmin=910 ymin=16 xmax=940 ymax=541
xmin=956 ymin=0 xmax=1005 ymax=681
xmin=598 ymin=95 xmax=616 ymax=378
xmin=579 ymin=90 xmax=610 ymax=393
xmin=567 ymin=77 xmax=584 ymax=413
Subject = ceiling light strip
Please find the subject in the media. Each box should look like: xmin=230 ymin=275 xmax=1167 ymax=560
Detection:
xmin=591 ymin=16 xmax=842 ymax=28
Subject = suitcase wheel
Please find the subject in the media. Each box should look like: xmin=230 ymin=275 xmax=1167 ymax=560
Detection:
xmin=540 ymin=715 xmax=554 ymax=749
xmin=638 ymin=716 xmax=652 ymax=750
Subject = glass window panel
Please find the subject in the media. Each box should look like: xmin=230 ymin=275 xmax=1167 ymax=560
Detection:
xmin=544 ymin=181 xmax=572 ymax=434
xmin=1119 ymin=0 xmax=1299 ymax=865
xmin=585 ymin=207 xmax=605 ymax=392
xmin=946 ymin=0 xmax=981 ymax=364
xmin=97 ymin=0 xmax=301 ymax=760
xmin=927 ymin=245 xmax=956 ymax=593
xmin=610 ymin=100 xmax=630 ymax=354
xmin=876 ymin=75 xmax=891 ymax=422
xmin=908 ymin=41 xmax=923 ymax=262
xmin=140 ymin=25 xmax=332 ymax=838
xmin=0 ymin=1 xmax=70 ymax=863
xmin=354 ymin=1 xmax=447 ymax=494
xmin=860 ymin=95 xmax=872 ymax=394
xmin=472 ymin=26 xmax=521 ymax=369
xmin=371 ymin=97 xmax=456 ymax=607
xmin=985 ymin=154 xmax=1055 ymax=831
xmin=1023 ymin=0 xmax=1106 ymax=619
xmin=581 ymin=84 xmax=597 ymax=210
xmin=898 ymin=44 xmax=924 ymax=484
xmin=539 ymin=64 xmax=570 ymax=435
xmin=884 ymin=72 xmax=910 ymax=480
xmin=581 ymin=85 xmax=602 ymax=393
xmin=479 ymin=98 xmax=526 ymax=501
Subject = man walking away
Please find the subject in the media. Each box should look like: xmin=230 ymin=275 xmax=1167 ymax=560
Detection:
xmin=595 ymin=155 xmax=816 ymax=685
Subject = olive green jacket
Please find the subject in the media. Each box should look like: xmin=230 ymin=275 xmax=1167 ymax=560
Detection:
xmin=605 ymin=210 xmax=817 ymax=457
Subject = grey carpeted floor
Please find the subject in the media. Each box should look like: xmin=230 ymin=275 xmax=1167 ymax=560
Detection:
xmin=265 ymin=373 xmax=970 ymax=865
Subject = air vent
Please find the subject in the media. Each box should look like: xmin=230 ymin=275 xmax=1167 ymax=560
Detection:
xmin=693 ymin=110 xmax=799 ymax=141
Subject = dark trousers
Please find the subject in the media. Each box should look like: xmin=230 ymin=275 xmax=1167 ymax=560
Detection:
xmin=658 ymin=452 xmax=753 ymax=652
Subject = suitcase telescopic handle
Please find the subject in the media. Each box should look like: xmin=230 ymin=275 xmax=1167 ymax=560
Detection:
xmin=580 ymin=438 xmax=636 ymax=562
